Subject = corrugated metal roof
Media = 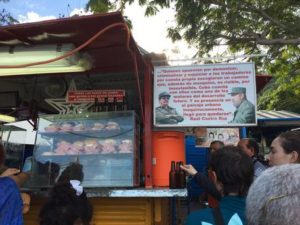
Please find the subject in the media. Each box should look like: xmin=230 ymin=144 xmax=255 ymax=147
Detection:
xmin=257 ymin=110 xmax=300 ymax=120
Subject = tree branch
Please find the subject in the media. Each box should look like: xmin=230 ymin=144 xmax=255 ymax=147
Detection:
xmin=202 ymin=0 xmax=292 ymax=32
xmin=219 ymin=34 xmax=300 ymax=45
xmin=244 ymin=3 xmax=289 ymax=31
xmin=256 ymin=38 xmax=300 ymax=45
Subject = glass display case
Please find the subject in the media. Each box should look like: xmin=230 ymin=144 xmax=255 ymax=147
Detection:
xmin=28 ymin=111 xmax=140 ymax=188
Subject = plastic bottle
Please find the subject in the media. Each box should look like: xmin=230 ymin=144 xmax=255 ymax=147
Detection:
xmin=169 ymin=161 xmax=177 ymax=189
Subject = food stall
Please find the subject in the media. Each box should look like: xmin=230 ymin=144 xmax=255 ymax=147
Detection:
xmin=245 ymin=110 xmax=300 ymax=153
xmin=0 ymin=12 xmax=187 ymax=225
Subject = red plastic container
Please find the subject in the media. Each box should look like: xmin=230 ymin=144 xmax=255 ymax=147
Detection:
xmin=152 ymin=131 xmax=185 ymax=187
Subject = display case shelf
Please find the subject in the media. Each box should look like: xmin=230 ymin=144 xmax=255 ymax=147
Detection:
xmin=39 ymin=128 xmax=134 ymax=139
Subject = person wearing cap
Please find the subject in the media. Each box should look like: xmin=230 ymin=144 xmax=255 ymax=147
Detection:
xmin=155 ymin=92 xmax=184 ymax=124
xmin=228 ymin=87 xmax=255 ymax=124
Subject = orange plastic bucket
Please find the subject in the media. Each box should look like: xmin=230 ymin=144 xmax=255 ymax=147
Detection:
xmin=152 ymin=131 xmax=185 ymax=187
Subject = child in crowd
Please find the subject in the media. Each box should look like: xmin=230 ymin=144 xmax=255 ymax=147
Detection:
xmin=39 ymin=163 xmax=93 ymax=225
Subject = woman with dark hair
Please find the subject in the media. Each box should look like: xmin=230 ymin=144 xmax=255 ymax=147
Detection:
xmin=182 ymin=146 xmax=254 ymax=225
xmin=269 ymin=130 xmax=300 ymax=166
xmin=40 ymin=162 xmax=93 ymax=225
xmin=39 ymin=181 xmax=93 ymax=225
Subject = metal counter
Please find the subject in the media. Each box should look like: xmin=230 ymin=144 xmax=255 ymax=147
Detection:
xmin=24 ymin=187 xmax=187 ymax=198
xmin=85 ymin=187 xmax=187 ymax=197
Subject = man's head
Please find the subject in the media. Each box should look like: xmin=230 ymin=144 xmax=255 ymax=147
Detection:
xmin=209 ymin=140 xmax=224 ymax=153
xmin=246 ymin=164 xmax=300 ymax=225
xmin=209 ymin=145 xmax=254 ymax=196
xmin=158 ymin=92 xmax=171 ymax=107
xmin=238 ymin=138 xmax=259 ymax=158
xmin=229 ymin=87 xmax=246 ymax=108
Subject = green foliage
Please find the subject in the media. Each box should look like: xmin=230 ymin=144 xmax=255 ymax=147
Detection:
xmin=0 ymin=0 xmax=18 ymax=25
xmin=86 ymin=0 xmax=116 ymax=13
xmin=86 ymin=0 xmax=133 ymax=28
xmin=258 ymin=46 xmax=300 ymax=112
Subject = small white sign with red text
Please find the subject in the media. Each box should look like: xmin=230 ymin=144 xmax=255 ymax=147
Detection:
xmin=67 ymin=90 xmax=125 ymax=103
xmin=153 ymin=63 xmax=257 ymax=127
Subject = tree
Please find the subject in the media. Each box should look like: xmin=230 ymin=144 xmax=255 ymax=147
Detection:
xmin=0 ymin=0 xmax=18 ymax=25
xmin=257 ymin=45 xmax=300 ymax=112
xmin=86 ymin=0 xmax=132 ymax=28
xmin=87 ymin=0 xmax=300 ymax=112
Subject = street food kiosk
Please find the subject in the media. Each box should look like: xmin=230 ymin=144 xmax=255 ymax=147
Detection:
xmin=0 ymin=12 xmax=187 ymax=225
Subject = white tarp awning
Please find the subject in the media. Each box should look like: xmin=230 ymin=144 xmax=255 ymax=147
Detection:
xmin=2 ymin=120 xmax=36 ymax=145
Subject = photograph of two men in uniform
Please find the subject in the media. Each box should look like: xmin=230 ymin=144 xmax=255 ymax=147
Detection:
xmin=154 ymin=87 xmax=256 ymax=126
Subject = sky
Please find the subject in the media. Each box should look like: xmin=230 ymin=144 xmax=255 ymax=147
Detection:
xmin=0 ymin=0 xmax=197 ymax=60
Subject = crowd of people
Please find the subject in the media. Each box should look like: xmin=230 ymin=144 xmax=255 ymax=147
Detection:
xmin=181 ymin=129 xmax=300 ymax=225
xmin=1 ymin=129 xmax=299 ymax=225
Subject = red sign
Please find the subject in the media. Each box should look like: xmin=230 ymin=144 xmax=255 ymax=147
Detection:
xmin=67 ymin=90 xmax=125 ymax=103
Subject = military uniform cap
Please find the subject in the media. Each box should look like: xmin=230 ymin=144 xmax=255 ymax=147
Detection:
xmin=228 ymin=87 xmax=246 ymax=95
xmin=159 ymin=92 xmax=171 ymax=99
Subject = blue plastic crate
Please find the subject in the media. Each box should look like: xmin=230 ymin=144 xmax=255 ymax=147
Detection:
xmin=185 ymin=136 xmax=209 ymax=197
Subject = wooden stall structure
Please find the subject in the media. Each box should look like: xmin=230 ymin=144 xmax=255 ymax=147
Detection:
xmin=0 ymin=12 xmax=187 ymax=225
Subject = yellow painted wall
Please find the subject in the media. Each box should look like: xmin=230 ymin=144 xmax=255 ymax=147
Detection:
xmin=24 ymin=197 xmax=170 ymax=225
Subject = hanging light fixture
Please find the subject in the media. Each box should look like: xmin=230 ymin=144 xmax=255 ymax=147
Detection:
xmin=0 ymin=44 xmax=92 ymax=76
xmin=0 ymin=114 xmax=16 ymax=123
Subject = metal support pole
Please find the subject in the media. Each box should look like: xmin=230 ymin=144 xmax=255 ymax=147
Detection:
xmin=143 ymin=63 xmax=153 ymax=188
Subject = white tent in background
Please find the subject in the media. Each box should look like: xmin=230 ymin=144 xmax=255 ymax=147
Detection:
xmin=2 ymin=120 xmax=36 ymax=145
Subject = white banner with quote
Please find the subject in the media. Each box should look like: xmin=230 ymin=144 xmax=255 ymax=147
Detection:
xmin=153 ymin=62 xmax=257 ymax=127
